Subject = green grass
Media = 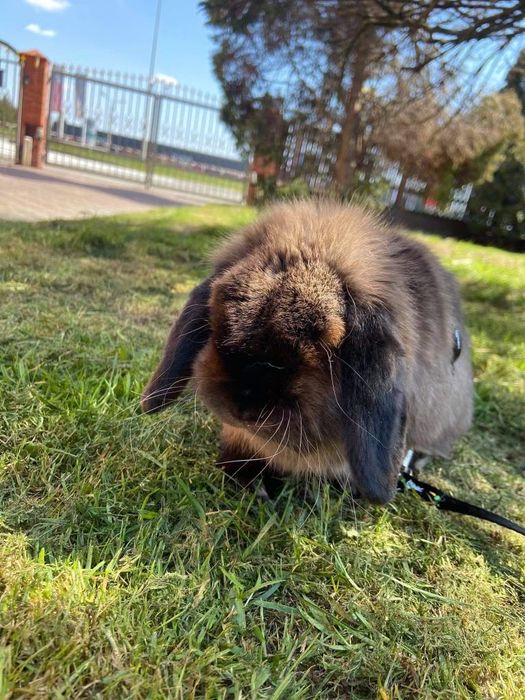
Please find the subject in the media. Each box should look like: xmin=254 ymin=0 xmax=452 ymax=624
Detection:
xmin=0 ymin=204 xmax=524 ymax=698
xmin=49 ymin=142 xmax=245 ymax=193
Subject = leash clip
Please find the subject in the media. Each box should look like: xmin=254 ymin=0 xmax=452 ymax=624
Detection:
xmin=397 ymin=451 xmax=525 ymax=538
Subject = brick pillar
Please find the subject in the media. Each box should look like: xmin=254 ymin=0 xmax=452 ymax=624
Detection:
xmin=246 ymin=153 xmax=279 ymax=205
xmin=18 ymin=50 xmax=50 ymax=168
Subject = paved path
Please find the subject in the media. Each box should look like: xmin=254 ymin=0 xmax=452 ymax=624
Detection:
xmin=0 ymin=163 xmax=234 ymax=221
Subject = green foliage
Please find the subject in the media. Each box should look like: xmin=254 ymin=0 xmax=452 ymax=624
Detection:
xmin=219 ymin=88 xmax=288 ymax=163
xmin=0 ymin=96 xmax=17 ymax=124
xmin=454 ymin=92 xmax=524 ymax=187
xmin=468 ymin=52 xmax=525 ymax=245
xmin=274 ymin=177 xmax=311 ymax=200
xmin=206 ymin=4 xmax=289 ymax=161
xmin=468 ymin=145 xmax=525 ymax=244
xmin=0 ymin=205 xmax=524 ymax=698
xmin=506 ymin=48 xmax=525 ymax=113
xmin=350 ymin=173 xmax=391 ymax=211
xmin=256 ymin=176 xmax=311 ymax=204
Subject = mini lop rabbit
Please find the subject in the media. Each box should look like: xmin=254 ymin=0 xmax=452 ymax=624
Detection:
xmin=142 ymin=201 xmax=473 ymax=503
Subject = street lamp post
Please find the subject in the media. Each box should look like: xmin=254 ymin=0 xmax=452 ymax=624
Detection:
xmin=142 ymin=0 xmax=163 ymax=167
xmin=148 ymin=0 xmax=163 ymax=88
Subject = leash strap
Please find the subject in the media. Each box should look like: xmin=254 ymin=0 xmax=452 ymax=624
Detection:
xmin=398 ymin=470 xmax=525 ymax=537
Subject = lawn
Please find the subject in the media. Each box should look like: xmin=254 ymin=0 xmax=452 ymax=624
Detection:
xmin=49 ymin=142 xmax=245 ymax=194
xmin=0 ymin=204 xmax=524 ymax=698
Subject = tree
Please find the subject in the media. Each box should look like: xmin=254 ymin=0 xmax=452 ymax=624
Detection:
xmin=506 ymin=49 xmax=525 ymax=113
xmin=452 ymin=92 xmax=524 ymax=186
xmin=366 ymin=77 xmax=523 ymax=207
xmin=218 ymin=88 xmax=288 ymax=163
xmin=468 ymin=144 xmax=525 ymax=245
xmin=202 ymin=1 xmax=525 ymax=194
xmin=337 ymin=2 xmax=524 ymax=58
xmin=468 ymin=50 xmax=525 ymax=244
xmin=204 ymin=1 xmax=388 ymax=192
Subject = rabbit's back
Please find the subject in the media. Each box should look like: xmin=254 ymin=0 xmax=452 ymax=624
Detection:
xmin=388 ymin=234 xmax=473 ymax=456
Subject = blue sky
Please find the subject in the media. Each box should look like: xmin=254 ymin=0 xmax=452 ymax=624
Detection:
xmin=2 ymin=0 xmax=220 ymax=94
xmin=2 ymin=1 xmax=523 ymax=99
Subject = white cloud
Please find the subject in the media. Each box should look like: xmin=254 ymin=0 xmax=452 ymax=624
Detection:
xmin=25 ymin=0 xmax=70 ymax=11
xmin=153 ymin=73 xmax=178 ymax=87
xmin=25 ymin=23 xmax=57 ymax=37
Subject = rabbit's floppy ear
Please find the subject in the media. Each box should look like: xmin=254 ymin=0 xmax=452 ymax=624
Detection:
xmin=339 ymin=305 xmax=407 ymax=503
xmin=141 ymin=278 xmax=212 ymax=413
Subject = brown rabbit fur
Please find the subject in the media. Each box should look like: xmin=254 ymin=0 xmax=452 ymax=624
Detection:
xmin=142 ymin=200 xmax=473 ymax=503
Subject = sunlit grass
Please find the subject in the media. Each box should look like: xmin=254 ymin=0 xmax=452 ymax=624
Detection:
xmin=0 ymin=205 xmax=524 ymax=698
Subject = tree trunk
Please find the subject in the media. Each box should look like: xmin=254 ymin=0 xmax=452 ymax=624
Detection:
xmin=395 ymin=172 xmax=408 ymax=207
xmin=333 ymin=94 xmax=355 ymax=193
xmin=333 ymin=36 xmax=371 ymax=194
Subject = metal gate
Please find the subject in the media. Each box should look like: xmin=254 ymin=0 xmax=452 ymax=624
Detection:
xmin=46 ymin=65 xmax=247 ymax=202
xmin=0 ymin=40 xmax=21 ymax=164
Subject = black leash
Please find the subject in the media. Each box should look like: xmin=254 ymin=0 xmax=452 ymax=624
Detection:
xmin=396 ymin=333 xmax=525 ymax=537
xmin=398 ymin=452 xmax=525 ymax=537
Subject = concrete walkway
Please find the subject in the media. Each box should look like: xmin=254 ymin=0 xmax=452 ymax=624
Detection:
xmin=0 ymin=163 xmax=234 ymax=221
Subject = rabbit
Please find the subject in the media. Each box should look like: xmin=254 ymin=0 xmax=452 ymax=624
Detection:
xmin=141 ymin=200 xmax=473 ymax=504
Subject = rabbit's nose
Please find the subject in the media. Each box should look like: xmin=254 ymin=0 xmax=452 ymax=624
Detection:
xmin=236 ymin=389 xmax=263 ymax=422
xmin=239 ymin=408 xmax=261 ymax=423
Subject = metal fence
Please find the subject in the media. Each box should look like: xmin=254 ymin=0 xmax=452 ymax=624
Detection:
xmin=280 ymin=123 xmax=335 ymax=192
xmin=279 ymin=124 xmax=472 ymax=219
xmin=46 ymin=65 xmax=247 ymax=202
xmin=0 ymin=42 xmax=20 ymax=164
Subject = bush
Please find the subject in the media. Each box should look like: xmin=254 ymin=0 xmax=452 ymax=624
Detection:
xmin=468 ymin=148 xmax=525 ymax=247
xmin=255 ymin=176 xmax=311 ymax=204
xmin=0 ymin=96 xmax=17 ymax=125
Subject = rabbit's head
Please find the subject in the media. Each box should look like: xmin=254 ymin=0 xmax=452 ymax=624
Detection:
xmin=142 ymin=202 xmax=415 ymax=503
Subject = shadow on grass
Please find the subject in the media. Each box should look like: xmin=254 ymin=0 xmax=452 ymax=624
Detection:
xmin=41 ymin=219 xmax=232 ymax=264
